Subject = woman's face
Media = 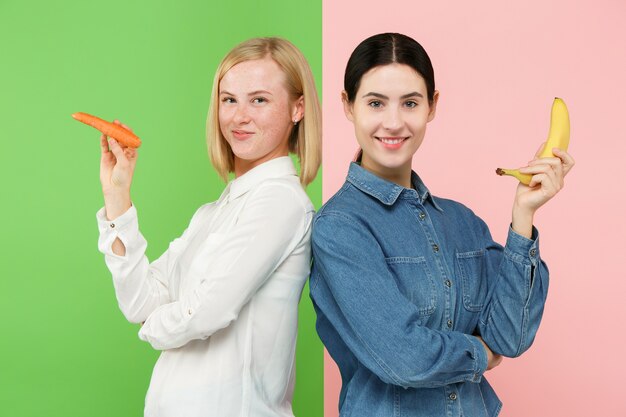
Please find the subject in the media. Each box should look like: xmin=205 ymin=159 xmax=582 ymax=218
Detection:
xmin=343 ymin=63 xmax=438 ymax=179
xmin=219 ymin=58 xmax=303 ymax=176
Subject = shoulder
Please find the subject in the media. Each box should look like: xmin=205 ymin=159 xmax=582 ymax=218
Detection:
xmin=187 ymin=201 xmax=218 ymax=226
xmin=237 ymin=177 xmax=314 ymax=233
xmin=312 ymin=184 xmax=371 ymax=243
xmin=315 ymin=180 xmax=367 ymax=220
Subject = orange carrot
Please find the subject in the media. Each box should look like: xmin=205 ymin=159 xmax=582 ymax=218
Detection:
xmin=72 ymin=112 xmax=142 ymax=148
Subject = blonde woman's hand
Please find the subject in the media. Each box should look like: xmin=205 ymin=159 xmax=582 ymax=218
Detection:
xmin=99 ymin=120 xmax=137 ymax=220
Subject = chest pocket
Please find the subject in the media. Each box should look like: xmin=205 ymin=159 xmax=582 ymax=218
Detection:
xmin=385 ymin=257 xmax=436 ymax=316
xmin=456 ymin=250 xmax=488 ymax=312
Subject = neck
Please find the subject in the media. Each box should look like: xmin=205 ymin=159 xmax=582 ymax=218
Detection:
xmin=360 ymin=156 xmax=413 ymax=189
xmin=233 ymin=150 xmax=289 ymax=178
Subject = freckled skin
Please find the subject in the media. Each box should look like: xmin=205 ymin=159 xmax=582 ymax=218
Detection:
xmin=343 ymin=63 xmax=438 ymax=186
xmin=219 ymin=58 xmax=301 ymax=178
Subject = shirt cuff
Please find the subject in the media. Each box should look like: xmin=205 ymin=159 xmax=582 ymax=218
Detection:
xmin=464 ymin=334 xmax=488 ymax=383
xmin=504 ymin=225 xmax=540 ymax=265
xmin=96 ymin=204 xmax=137 ymax=233
xmin=96 ymin=205 xmax=139 ymax=257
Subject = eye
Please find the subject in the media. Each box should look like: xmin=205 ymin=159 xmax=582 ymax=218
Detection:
xmin=221 ymin=97 xmax=236 ymax=104
xmin=252 ymin=97 xmax=267 ymax=104
xmin=368 ymin=100 xmax=383 ymax=108
xmin=404 ymin=100 xmax=418 ymax=108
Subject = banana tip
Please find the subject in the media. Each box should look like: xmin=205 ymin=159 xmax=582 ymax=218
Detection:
xmin=495 ymin=168 xmax=505 ymax=176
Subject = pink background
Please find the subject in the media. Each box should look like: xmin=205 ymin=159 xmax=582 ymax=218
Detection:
xmin=322 ymin=1 xmax=626 ymax=416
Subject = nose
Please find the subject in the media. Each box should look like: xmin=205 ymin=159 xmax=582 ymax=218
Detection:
xmin=382 ymin=107 xmax=402 ymax=131
xmin=233 ymin=103 xmax=251 ymax=125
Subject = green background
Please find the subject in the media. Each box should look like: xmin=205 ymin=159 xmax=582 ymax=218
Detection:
xmin=0 ymin=1 xmax=322 ymax=416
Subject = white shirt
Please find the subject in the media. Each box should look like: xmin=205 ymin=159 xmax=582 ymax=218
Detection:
xmin=96 ymin=157 xmax=314 ymax=417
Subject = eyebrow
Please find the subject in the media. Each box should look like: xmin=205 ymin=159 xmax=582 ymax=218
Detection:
xmin=219 ymin=90 xmax=273 ymax=96
xmin=362 ymin=91 xmax=424 ymax=99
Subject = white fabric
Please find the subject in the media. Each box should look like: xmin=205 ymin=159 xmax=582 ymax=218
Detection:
xmin=96 ymin=157 xmax=314 ymax=417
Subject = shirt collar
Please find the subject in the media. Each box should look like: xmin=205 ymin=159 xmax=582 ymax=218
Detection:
xmin=226 ymin=156 xmax=298 ymax=201
xmin=346 ymin=162 xmax=443 ymax=211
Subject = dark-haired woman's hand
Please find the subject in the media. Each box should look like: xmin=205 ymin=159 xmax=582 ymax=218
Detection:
xmin=476 ymin=336 xmax=503 ymax=371
xmin=511 ymin=145 xmax=575 ymax=238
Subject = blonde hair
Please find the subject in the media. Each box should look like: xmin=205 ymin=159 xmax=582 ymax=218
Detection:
xmin=207 ymin=37 xmax=322 ymax=186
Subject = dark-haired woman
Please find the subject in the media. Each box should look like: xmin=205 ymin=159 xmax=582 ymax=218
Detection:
xmin=309 ymin=33 xmax=574 ymax=417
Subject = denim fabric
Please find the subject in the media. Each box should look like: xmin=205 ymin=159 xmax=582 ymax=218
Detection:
xmin=310 ymin=163 xmax=549 ymax=417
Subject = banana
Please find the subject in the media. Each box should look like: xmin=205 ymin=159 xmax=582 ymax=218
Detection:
xmin=496 ymin=97 xmax=570 ymax=185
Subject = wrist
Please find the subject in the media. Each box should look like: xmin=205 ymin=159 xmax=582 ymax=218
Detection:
xmin=511 ymin=203 xmax=534 ymax=238
xmin=103 ymin=192 xmax=132 ymax=221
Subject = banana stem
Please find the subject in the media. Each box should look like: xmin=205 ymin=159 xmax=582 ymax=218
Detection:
xmin=496 ymin=167 xmax=532 ymax=185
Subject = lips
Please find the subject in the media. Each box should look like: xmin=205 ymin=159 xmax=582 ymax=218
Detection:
xmin=375 ymin=136 xmax=408 ymax=149
xmin=232 ymin=129 xmax=254 ymax=140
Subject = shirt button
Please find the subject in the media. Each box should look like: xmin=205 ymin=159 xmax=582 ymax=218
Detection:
xmin=418 ymin=212 xmax=426 ymax=220
xmin=432 ymin=244 xmax=439 ymax=252
xmin=530 ymin=248 xmax=537 ymax=257
xmin=447 ymin=319 xmax=453 ymax=328
xmin=449 ymin=392 xmax=457 ymax=401
xmin=444 ymin=279 xmax=452 ymax=287
xmin=110 ymin=223 xmax=115 ymax=229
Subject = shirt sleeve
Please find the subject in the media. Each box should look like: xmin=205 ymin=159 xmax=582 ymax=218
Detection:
xmin=96 ymin=204 xmax=201 ymax=323
xmin=138 ymin=183 xmax=312 ymax=351
xmin=476 ymin=220 xmax=549 ymax=358
xmin=310 ymin=211 xmax=488 ymax=389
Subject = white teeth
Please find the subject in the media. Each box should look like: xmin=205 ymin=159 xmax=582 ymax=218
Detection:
xmin=380 ymin=138 xmax=404 ymax=144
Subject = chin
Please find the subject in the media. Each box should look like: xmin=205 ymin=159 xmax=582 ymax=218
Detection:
xmin=376 ymin=156 xmax=412 ymax=170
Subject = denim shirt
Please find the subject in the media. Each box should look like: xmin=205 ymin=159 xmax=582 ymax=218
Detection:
xmin=309 ymin=163 xmax=549 ymax=417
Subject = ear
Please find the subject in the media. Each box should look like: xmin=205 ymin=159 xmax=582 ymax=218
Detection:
xmin=292 ymin=95 xmax=304 ymax=123
xmin=427 ymin=90 xmax=439 ymax=122
xmin=341 ymin=90 xmax=354 ymax=122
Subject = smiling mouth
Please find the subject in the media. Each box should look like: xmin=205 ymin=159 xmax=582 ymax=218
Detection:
xmin=376 ymin=137 xmax=408 ymax=145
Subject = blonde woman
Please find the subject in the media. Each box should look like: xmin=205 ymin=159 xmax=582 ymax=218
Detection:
xmin=96 ymin=37 xmax=321 ymax=417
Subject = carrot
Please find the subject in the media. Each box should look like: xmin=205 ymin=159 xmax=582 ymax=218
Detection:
xmin=72 ymin=112 xmax=142 ymax=148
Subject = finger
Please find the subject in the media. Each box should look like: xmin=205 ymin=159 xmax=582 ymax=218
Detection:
xmin=527 ymin=157 xmax=564 ymax=186
xmin=100 ymin=134 xmax=110 ymax=155
xmin=108 ymin=139 xmax=129 ymax=164
xmin=113 ymin=118 xmax=134 ymax=133
xmin=553 ymin=148 xmax=575 ymax=176
xmin=526 ymin=156 xmax=561 ymax=168
xmin=527 ymin=168 xmax=559 ymax=192
xmin=124 ymin=147 xmax=138 ymax=165
xmin=527 ymin=174 xmax=541 ymax=189
xmin=519 ymin=163 xmax=554 ymax=175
